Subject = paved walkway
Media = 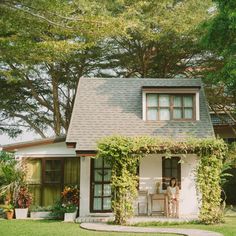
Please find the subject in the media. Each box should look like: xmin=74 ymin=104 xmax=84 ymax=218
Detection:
xmin=80 ymin=222 xmax=223 ymax=236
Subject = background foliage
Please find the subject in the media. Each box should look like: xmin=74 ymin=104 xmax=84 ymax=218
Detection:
xmin=0 ymin=151 xmax=26 ymax=205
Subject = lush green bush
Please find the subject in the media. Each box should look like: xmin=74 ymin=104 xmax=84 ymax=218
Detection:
xmin=97 ymin=136 xmax=227 ymax=225
xmin=50 ymin=185 xmax=79 ymax=219
xmin=50 ymin=200 xmax=66 ymax=220
xmin=0 ymin=151 xmax=26 ymax=205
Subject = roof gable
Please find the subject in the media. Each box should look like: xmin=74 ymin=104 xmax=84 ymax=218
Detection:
xmin=66 ymin=78 xmax=214 ymax=151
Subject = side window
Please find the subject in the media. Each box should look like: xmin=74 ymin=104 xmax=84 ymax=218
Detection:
xmin=162 ymin=157 xmax=181 ymax=190
xmin=43 ymin=159 xmax=63 ymax=184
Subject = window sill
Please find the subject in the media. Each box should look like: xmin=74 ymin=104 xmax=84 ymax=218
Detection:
xmin=144 ymin=120 xmax=198 ymax=123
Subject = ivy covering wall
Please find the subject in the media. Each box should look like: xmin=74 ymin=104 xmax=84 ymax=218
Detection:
xmin=97 ymin=136 xmax=227 ymax=225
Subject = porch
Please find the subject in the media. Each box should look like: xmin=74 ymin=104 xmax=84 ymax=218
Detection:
xmin=79 ymin=153 xmax=199 ymax=218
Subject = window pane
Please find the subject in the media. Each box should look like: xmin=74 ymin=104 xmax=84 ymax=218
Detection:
xmin=94 ymin=170 xmax=103 ymax=181
xmin=44 ymin=160 xmax=62 ymax=184
xmin=147 ymin=94 xmax=158 ymax=106
xmin=104 ymin=169 xmax=111 ymax=182
xmin=184 ymin=108 xmax=193 ymax=119
xmin=103 ymin=197 xmax=111 ymax=210
xmin=103 ymin=184 xmax=111 ymax=196
xmin=94 ymin=184 xmax=102 ymax=197
xmin=172 ymin=158 xmax=179 ymax=167
xmin=173 ymin=96 xmax=182 ymax=107
xmin=94 ymin=158 xmax=103 ymax=168
xmin=159 ymin=95 xmax=170 ymax=107
xmin=183 ymin=96 xmax=193 ymax=107
xmin=172 ymin=169 xmax=178 ymax=178
xmin=164 ymin=169 xmax=172 ymax=178
xmin=147 ymin=108 xmax=157 ymax=120
xmin=54 ymin=161 xmax=61 ymax=170
xmin=165 ymin=159 xmax=171 ymax=168
xmin=104 ymin=159 xmax=110 ymax=168
xmin=173 ymin=108 xmax=182 ymax=119
xmin=45 ymin=172 xmax=52 ymax=183
xmin=45 ymin=161 xmax=53 ymax=171
xmin=160 ymin=108 xmax=170 ymax=120
xmin=93 ymin=198 xmax=102 ymax=210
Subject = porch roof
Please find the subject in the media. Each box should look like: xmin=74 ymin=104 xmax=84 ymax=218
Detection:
xmin=2 ymin=136 xmax=66 ymax=152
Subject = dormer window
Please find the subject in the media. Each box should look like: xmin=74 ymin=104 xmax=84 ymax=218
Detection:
xmin=143 ymin=87 xmax=200 ymax=121
xmin=146 ymin=94 xmax=195 ymax=121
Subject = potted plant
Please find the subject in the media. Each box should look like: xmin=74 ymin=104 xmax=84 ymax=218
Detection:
xmin=14 ymin=186 xmax=32 ymax=219
xmin=0 ymin=204 xmax=14 ymax=220
xmin=30 ymin=206 xmax=52 ymax=219
xmin=63 ymin=204 xmax=77 ymax=222
xmin=61 ymin=186 xmax=79 ymax=222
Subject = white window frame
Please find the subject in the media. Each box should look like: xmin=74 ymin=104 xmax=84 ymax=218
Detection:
xmin=142 ymin=89 xmax=200 ymax=121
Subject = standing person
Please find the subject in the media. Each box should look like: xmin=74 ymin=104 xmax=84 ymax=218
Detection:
xmin=167 ymin=177 xmax=179 ymax=218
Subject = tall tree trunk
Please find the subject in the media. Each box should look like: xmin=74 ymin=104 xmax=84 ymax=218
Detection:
xmin=50 ymin=65 xmax=61 ymax=136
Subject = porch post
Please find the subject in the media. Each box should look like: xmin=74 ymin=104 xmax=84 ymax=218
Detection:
xmin=79 ymin=157 xmax=91 ymax=217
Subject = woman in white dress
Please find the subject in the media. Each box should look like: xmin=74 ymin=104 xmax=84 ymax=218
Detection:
xmin=167 ymin=177 xmax=179 ymax=218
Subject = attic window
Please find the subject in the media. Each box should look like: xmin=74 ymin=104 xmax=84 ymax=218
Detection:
xmin=146 ymin=94 xmax=195 ymax=121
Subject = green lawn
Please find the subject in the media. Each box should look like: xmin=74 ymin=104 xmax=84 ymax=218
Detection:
xmin=135 ymin=217 xmax=236 ymax=236
xmin=0 ymin=217 xmax=235 ymax=236
xmin=0 ymin=219 xmax=177 ymax=236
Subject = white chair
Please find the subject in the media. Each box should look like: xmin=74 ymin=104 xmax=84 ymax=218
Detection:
xmin=137 ymin=190 xmax=149 ymax=215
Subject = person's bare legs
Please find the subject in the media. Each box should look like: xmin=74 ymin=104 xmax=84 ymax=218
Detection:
xmin=168 ymin=201 xmax=171 ymax=217
xmin=172 ymin=200 xmax=176 ymax=217
xmin=175 ymin=200 xmax=179 ymax=218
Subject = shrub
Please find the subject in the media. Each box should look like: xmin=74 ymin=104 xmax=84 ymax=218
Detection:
xmin=50 ymin=200 xmax=66 ymax=220
xmin=15 ymin=186 xmax=32 ymax=208
xmin=50 ymin=186 xmax=79 ymax=219
xmin=61 ymin=186 xmax=79 ymax=206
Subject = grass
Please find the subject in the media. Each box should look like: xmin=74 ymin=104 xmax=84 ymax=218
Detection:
xmin=0 ymin=217 xmax=235 ymax=236
xmin=134 ymin=217 xmax=236 ymax=236
xmin=0 ymin=219 xmax=178 ymax=236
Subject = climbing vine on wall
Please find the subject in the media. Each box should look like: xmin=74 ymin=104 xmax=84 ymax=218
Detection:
xmin=97 ymin=136 xmax=139 ymax=225
xmin=97 ymin=136 xmax=227 ymax=225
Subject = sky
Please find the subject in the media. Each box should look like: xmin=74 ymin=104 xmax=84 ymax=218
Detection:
xmin=0 ymin=131 xmax=39 ymax=146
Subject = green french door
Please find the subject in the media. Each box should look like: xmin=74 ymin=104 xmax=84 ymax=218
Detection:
xmin=91 ymin=158 xmax=112 ymax=212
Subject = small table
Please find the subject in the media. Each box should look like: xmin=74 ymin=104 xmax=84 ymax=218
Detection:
xmin=149 ymin=193 xmax=168 ymax=216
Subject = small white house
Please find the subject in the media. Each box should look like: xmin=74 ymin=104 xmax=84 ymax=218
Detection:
xmin=3 ymin=77 xmax=215 ymax=219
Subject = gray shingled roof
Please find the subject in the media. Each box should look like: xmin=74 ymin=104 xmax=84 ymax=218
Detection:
xmin=210 ymin=113 xmax=235 ymax=126
xmin=66 ymin=77 xmax=215 ymax=151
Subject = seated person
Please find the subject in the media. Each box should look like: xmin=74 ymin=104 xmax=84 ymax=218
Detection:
xmin=167 ymin=177 xmax=179 ymax=218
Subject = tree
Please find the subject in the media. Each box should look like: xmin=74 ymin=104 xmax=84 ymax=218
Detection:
xmin=0 ymin=0 xmax=125 ymax=137
xmin=0 ymin=0 xmax=219 ymax=137
xmin=100 ymin=0 xmax=216 ymax=78
xmin=202 ymin=0 xmax=236 ymax=129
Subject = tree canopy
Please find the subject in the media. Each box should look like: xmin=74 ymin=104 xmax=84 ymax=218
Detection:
xmin=1 ymin=0 xmax=231 ymax=138
xmin=202 ymin=0 xmax=236 ymax=129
